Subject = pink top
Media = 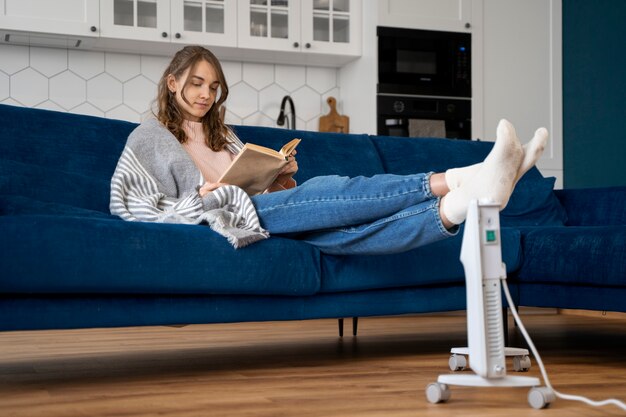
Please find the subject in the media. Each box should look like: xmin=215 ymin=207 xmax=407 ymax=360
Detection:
xmin=181 ymin=120 xmax=235 ymax=183
xmin=181 ymin=119 xmax=296 ymax=192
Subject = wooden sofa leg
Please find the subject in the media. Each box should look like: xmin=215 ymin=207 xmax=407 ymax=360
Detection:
xmin=338 ymin=318 xmax=344 ymax=337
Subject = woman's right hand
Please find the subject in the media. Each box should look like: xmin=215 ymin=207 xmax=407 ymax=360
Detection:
xmin=198 ymin=181 xmax=228 ymax=197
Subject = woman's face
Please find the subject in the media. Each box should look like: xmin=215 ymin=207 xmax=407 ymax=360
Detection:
xmin=167 ymin=59 xmax=220 ymax=122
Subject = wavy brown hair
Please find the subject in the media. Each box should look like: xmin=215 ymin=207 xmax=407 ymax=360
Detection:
xmin=155 ymin=45 xmax=231 ymax=151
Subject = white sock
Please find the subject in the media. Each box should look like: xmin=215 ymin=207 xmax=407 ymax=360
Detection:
xmin=516 ymin=127 xmax=549 ymax=184
xmin=444 ymin=127 xmax=549 ymax=190
xmin=444 ymin=162 xmax=481 ymax=191
xmin=441 ymin=119 xmax=523 ymax=224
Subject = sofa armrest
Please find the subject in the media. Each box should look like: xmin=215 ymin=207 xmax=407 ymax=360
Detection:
xmin=553 ymin=186 xmax=626 ymax=226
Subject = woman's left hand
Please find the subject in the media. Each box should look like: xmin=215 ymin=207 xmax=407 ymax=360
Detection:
xmin=278 ymin=149 xmax=298 ymax=178
xmin=270 ymin=150 xmax=298 ymax=191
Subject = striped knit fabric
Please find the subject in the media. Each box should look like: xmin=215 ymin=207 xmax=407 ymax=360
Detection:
xmin=110 ymin=118 xmax=268 ymax=248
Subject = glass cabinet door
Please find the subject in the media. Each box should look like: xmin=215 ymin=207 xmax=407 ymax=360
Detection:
xmin=100 ymin=0 xmax=169 ymax=41
xmin=302 ymin=0 xmax=360 ymax=55
xmin=238 ymin=0 xmax=300 ymax=50
xmin=312 ymin=0 xmax=350 ymax=43
xmin=113 ymin=0 xmax=158 ymax=28
xmin=249 ymin=0 xmax=289 ymax=39
xmin=171 ymin=0 xmax=237 ymax=46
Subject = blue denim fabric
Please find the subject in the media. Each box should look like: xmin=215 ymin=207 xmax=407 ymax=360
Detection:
xmin=252 ymin=173 xmax=457 ymax=255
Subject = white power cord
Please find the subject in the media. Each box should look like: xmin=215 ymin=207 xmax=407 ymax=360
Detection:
xmin=501 ymin=281 xmax=626 ymax=412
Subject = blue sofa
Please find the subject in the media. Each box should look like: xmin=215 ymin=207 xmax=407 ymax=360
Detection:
xmin=1 ymin=104 xmax=624 ymax=332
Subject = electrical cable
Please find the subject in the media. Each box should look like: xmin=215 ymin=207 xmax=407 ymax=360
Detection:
xmin=501 ymin=281 xmax=626 ymax=412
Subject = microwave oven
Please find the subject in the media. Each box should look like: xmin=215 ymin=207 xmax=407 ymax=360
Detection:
xmin=378 ymin=26 xmax=471 ymax=98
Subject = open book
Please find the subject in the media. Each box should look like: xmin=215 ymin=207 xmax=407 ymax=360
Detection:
xmin=218 ymin=138 xmax=301 ymax=195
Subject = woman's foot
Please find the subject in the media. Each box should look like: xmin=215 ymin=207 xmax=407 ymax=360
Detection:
xmin=440 ymin=119 xmax=523 ymax=225
xmin=516 ymin=127 xmax=548 ymax=184
xmin=444 ymin=123 xmax=549 ymax=190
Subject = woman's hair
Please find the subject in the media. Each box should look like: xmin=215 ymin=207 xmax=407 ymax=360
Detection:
xmin=155 ymin=45 xmax=231 ymax=151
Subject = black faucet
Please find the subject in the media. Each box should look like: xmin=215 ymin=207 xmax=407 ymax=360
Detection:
xmin=277 ymin=95 xmax=296 ymax=130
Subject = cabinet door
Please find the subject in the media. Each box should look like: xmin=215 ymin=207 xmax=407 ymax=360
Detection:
xmin=170 ymin=0 xmax=237 ymax=47
xmin=301 ymin=0 xmax=361 ymax=56
xmin=378 ymin=0 xmax=472 ymax=33
xmin=100 ymin=0 xmax=170 ymax=41
xmin=480 ymin=0 xmax=562 ymax=184
xmin=237 ymin=0 xmax=300 ymax=51
xmin=0 ymin=0 xmax=99 ymax=36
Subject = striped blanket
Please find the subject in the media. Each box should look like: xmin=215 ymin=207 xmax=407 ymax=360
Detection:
xmin=110 ymin=118 xmax=268 ymax=248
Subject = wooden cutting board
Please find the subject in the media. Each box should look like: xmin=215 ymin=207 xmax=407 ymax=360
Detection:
xmin=319 ymin=97 xmax=349 ymax=133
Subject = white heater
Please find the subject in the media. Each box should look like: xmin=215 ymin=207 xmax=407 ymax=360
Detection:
xmin=426 ymin=199 xmax=553 ymax=409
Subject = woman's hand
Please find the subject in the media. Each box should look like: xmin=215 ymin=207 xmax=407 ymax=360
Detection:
xmin=268 ymin=150 xmax=298 ymax=192
xmin=198 ymin=181 xmax=228 ymax=197
xmin=277 ymin=149 xmax=298 ymax=178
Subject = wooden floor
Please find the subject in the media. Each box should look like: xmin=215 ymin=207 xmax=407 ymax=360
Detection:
xmin=1 ymin=312 xmax=625 ymax=417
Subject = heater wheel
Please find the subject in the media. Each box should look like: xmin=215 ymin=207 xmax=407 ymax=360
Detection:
xmin=448 ymin=354 xmax=468 ymax=371
xmin=528 ymin=387 xmax=555 ymax=409
xmin=425 ymin=382 xmax=451 ymax=404
xmin=513 ymin=355 xmax=532 ymax=372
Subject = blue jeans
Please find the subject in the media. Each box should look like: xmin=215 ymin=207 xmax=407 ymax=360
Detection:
xmin=251 ymin=173 xmax=457 ymax=255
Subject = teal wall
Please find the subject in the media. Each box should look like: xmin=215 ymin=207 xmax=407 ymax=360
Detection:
xmin=563 ymin=0 xmax=626 ymax=188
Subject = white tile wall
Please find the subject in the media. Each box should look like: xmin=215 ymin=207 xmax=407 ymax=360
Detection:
xmin=0 ymin=44 xmax=341 ymax=130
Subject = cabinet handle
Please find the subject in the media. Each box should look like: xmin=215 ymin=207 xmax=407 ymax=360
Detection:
xmin=465 ymin=22 xmax=471 ymax=29
xmin=293 ymin=42 xmax=299 ymax=48
xmin=305 ymin=43 xmax=311 ymax=49
xmin=90 ymin=26 xmax=97 ymax=32
xmin=162 ymin=32 xmax=168 ymax=38
xmin=175 ymin=33 xmax=181 ymax=39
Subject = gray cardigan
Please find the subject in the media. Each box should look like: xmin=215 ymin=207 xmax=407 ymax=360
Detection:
xmin=110 ymin=118 xmax=269 ymax=248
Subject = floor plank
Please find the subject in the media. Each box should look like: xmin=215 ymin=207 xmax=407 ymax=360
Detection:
xmin=0 ymin=313 xmax=625 ymax=416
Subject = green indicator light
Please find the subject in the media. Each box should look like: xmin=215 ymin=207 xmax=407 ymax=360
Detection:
xmin=486 ymin=230 xmax=496 ymax=242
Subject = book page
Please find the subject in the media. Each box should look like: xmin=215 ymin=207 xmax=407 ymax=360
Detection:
xmin=279 ymin=138 xmax=301 ymax=158
xmin=217 ymin=138 xmax=301 ymax=195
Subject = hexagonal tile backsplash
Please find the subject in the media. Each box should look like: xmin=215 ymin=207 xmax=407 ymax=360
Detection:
xmin=0 ymin=44 xmax=340 ymax=130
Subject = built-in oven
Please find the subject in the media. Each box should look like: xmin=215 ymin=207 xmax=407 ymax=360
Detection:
xmin=377 ymin=26 xmax=472 ymax=139
xmin=377 ymin=95 xmax=471 ymax=139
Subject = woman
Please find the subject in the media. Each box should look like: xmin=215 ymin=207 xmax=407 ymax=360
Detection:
xmin=110 ymin=45 xmax=548 ymax=255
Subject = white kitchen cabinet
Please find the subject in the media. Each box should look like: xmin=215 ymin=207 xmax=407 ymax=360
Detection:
xmin=0 ymin=0 xmax=99 ymax=41
xmin=99 ymin=0 xmax=236 ymax=46
xmin=378 ymin=0 xmax=473 ymax=33
xmin=479 ymin=0 xmax=562 ymax=186
xmin=302 ymin=0 xmax=361 ymax=55
xmin=238 ymin=0 xmax=361 ymax=57
xmin=170 ymin=0 xmax=237 ymax=46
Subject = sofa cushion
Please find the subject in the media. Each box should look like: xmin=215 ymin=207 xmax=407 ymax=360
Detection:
xmin=0 ymin=195 xmax=115 ymax=219
xmin=0 ymin=158 xmax=110 ymax=213
xmin=555 ymin=186 xmax=626 ymax=226
xmin=371 ymin=135 xmax=543 ymax=181
xmin=319 ymin=228 xmax=522 ymax=293
xmin=232 ymin=125 xmax=385 ymax=182
xmin=0 ymin=104 xmax=137 ymax=180
xmin=0 ymin=104 xmax=134 ymax=179
xmin=370 ymin=136 xmax=566 ymax=227
xmin=0 ymin=215 xmax=321 ymax=296
xmin=500 ymin=177 xmax=568 ymax=227
xmin=518 ymin=225 xmax=626 ymax=287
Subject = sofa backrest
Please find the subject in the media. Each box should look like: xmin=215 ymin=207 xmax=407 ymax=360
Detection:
xmin=231 ymin=125 xmax=386 ymax=182
xmin=371 ymin=135 xmax=567 ymax=227
xmin=372 ymin=135 xmax=540 ymax=179
xmin=0 ymin=104 xmax=135 ymax=178
xmin=0 ymin=104 xmax=137 ymax=214
xmin=0 ymin=104 xmax=567 ymax=227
